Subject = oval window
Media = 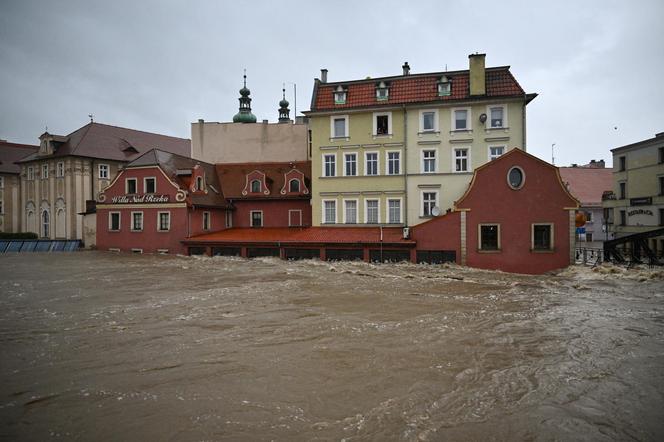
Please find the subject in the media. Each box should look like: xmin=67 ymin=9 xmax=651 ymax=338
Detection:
xmin=507 ymin=166 xmax=524 ymax=189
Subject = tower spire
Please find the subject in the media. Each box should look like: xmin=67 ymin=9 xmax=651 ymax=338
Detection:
xmin=233 ymin=69 xmax=257 ymax=123
xmin=278 ymin=82 xmax=290 ymax=123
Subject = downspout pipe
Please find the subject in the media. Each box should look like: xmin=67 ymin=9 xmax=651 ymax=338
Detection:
xmin=402 ymin=104 xmax=408 ymax=227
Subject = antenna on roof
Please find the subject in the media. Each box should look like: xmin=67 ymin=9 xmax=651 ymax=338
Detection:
xmin=445 ymin=64 xmax=448 ymax=71
xmin=88 ymin=114 xmax=94 ymax=123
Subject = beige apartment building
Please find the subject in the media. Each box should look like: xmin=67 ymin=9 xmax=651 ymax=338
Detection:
xmin=604 ymin=132 xmax=664 ymax=253
xmin=17 ymin=122 xmax=191 ymax=244
xmin=0 ymin=141 xmax=38 ymax=233
xmin=305 ymin=54 xmax=536 ymax=227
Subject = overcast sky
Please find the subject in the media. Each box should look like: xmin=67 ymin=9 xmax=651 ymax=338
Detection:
xmin=1 ymin=0 xmax=662 ymax=167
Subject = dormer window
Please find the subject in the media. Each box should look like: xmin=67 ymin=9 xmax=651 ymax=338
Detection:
xmin=196 ymin=176 xmax=203 ymax=191
xmin=334 ymin=85 xmax=347 ymax=104
xmin=289 ymin=179 xmax=300 ymax=193
xmin=376 ymin=81 xmax=389 ymax=101
xmin=251 ymin=179 xmax=261 ymax=193
xmin=437 ymin=76 xmax=451 ymax=96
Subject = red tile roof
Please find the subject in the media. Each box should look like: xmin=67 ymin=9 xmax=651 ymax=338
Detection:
xmin=0 ymin=141 xmax=38 ymax=174
xmin=185 ymin=226 xmax=414 ymax=245
xmin=559 ymin=167 xmax=614 ymax=206
xmin=215 ymin=161 xmax=311 ymax=200
xmin=311 ymin=68 xmax=527 ymax=111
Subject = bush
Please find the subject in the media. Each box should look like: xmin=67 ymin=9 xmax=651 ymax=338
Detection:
xmin=0 ymin=232 xmax=39 ymax=239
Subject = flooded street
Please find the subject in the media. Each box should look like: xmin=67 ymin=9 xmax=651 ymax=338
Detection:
xmin=1 ymin=252 xmax=663 ymax=441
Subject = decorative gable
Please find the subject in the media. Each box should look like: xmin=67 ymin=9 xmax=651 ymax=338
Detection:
xmin=280 ymin=168 xmax=309 ymax=195
xmin=242 ymin=170 xmax=270 ymax=196
xmin=190 ymin=164 xmax=208 ymax=194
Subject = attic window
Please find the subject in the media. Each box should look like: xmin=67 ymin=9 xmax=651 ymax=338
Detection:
xmin=437 ymin=76 xmax=451 ymax=96
xmin=334 ymin=85 xmax=347 ymax=104
xmin=196 ymin=176 xmax=204 ymax=191
xmin=251 ymin=179 xmax=261 ymax=193
xmin=289 ymin=179 xmax=300 ymax=193
xmin=376 ymin=81 xmax=389 ymax=101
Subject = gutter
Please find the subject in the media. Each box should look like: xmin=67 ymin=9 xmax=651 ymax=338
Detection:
xmin=402 ymin=104 xmax=408 ymax=227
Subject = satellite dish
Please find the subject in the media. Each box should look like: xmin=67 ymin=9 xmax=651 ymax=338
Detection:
xmin=431 ymin=206 xmax=441 ymax=216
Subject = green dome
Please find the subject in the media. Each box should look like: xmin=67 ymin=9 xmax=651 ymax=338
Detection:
xmin=240 ymin=86 xmax=251 ymax=97
xmin=279 ymin=98 xmax=289 ymax=108
xmin=233 ymin=111 xmax=257 ymax=123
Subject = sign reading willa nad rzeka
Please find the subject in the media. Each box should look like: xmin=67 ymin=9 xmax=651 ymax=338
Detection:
xmin=111 ymin=195 xmax=170 ymax=204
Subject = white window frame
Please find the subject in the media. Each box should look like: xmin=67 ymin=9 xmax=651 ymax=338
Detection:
xmin=532 ymin=223 xmax=554 ymax=251
xmin=56 ymin=162 xmax=65 ymax=178
xmin=386 ymin=150 xmax=401 ymax=175
xmin=323 ymin=153 xmax=337 ymax=177
xmin=130 ymin=211 xmax=143 ymax=231
xmin=322 ymin=199 xmax=337 ymax=224
xmin=250 ymin=179 xmax=261 ymax=193
xmin=196 ymin=175 xmax=204 ymax=191
xmin=108 ymin=212 xmax=121 ymax=231
xmin=478 ymin=223 xmax=501 ymax=251
xmin=27 ymin=166 xmax=34 ymax=181
xmin=419 ymin=109 xmax=439 ymax=133
xmin=41 ymin=163 xmax=49 ymax=179
xmin=157 ymin=211 xmax=171 ymax=232
xmin=250 ymin=210 xmax=263 ymax=227
xmin=451 ymin=107 xmax=472 ymax=131
xmin=288 ymin=209 xmax=302 ymax=227
xmin=126 ymin=178 xmax=138 ymax=194
xmin=486 ymin=104 xmax=508 ymax=129
xmin=144 ymin=176 xmax=157 ymax=194
xmin=364 ymin=198 xmax=380 ymax=224
xmin=372 ymin=111 xmax=392 ymax=136
xmin=334 ymin=86 xmax=347 ymax=104
xmin=421 ymin=190 xmax=438 ymax=217
xmin=330 ymin=115 xmax=349 ymax=139
xmin=453 ymin=147 xmax=470 ymax=173
xmin=203 ymin=211 xmax=211 ymax=230
xmin=343 ymin=152 xmax=358 ymax=177
xmin=288 ymin=178 xmax=300 ymax=193
xmin=365 ymin=151 xmax=379 ymax=176
xmin=98 ymin=163 xmax=110 ymax=179
xmin=488 ymin=145 xmax=505 ymax=161
xmin=343 ymin=199 xmax=359 ymax=224
xmin=387 ymin=198 xmax=403 ymax=224
xmin=421 ymin=149 xmax=437 ymax=173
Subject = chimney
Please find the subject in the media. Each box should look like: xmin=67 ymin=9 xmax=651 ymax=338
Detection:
xmin=320 ymin=69 xmax=328 ymax=83
xmin=402 ymin=62 xmax=410 ymax=76
xmin=198 ymin=118 xmax=204 ymax=124
xmin=468 ymin=53 xmax=486 ymax=96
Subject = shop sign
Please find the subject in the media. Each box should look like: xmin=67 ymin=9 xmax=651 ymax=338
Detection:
xmin=627 ymin=208 xmax=653 ymax=217
xmin=630 ymin=197 xmax=652 ymax=206
xmin=111 ymin=194 xmax=170 ymax=203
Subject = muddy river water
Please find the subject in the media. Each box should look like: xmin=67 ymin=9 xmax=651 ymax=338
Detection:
xmin=0 ymin=252 xmax=663 ymax=441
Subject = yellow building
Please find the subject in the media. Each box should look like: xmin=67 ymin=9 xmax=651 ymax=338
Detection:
xmin=603 ymin=132 xmax=664 ymax=253
xmin=305 ymin=54 xmax=536 ymax=228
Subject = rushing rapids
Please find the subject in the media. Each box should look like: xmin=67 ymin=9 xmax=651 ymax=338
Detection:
xmin=0 ymin=252 xmax=663 ymax=441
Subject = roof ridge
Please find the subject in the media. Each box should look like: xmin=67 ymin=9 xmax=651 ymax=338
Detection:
xmin=319 ymin=66 xmax=513 ymax=87
xmin=88 ymin=122 xmax=190 ymax=141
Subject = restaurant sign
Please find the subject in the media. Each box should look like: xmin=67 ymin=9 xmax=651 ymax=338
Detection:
xmin=111 ymin=194 xmax=170 ymax=204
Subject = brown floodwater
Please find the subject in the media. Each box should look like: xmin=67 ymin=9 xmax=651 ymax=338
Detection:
xmin=0 ymin=252 xmax=663 ymax=441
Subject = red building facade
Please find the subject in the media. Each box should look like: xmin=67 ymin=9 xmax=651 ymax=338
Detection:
xmin=217 ymin=162 xmax=312 ymax=228
xmin=412 ymin=149 xmax=579 ymax=274
xmin=96 ymin=150 xmax=228 ymax=254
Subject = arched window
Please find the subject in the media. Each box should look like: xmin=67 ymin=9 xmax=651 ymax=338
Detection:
xmin=41 ymin=210 xmax=50 ymax=238
xmin=55 ymin=199 xmax=66 ymax=238
xmin=25 ymin=201 xmax=36 ymax=233
xmin=289 ymin=179 xmax=300 ymax=193
xmin=196 ymin=176 xmax=203 ymax=191
xmin=251 ymin=179 xmax=261 ymax=193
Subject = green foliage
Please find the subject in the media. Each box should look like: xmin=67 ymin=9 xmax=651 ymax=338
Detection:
xmin=0 ymin=232 xmax=39 ymax=239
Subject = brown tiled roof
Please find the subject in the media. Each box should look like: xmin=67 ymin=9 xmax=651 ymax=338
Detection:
xmin=185 ymin=226 xmax=414 ymax=245
xmin=18 ymin=122 xmax=190 ymax=163
xmin=311 ymin=67 xmax=528 ymax=112
xmin=0 ymin=141 xmax=38 ymax=174
xmin=128 ymin=149 xmax=228 ymax=208
xmin=559 ymin=167 xmax=614 ymax=206
xmin=215 ymin=161 xmax=311 ymax=200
